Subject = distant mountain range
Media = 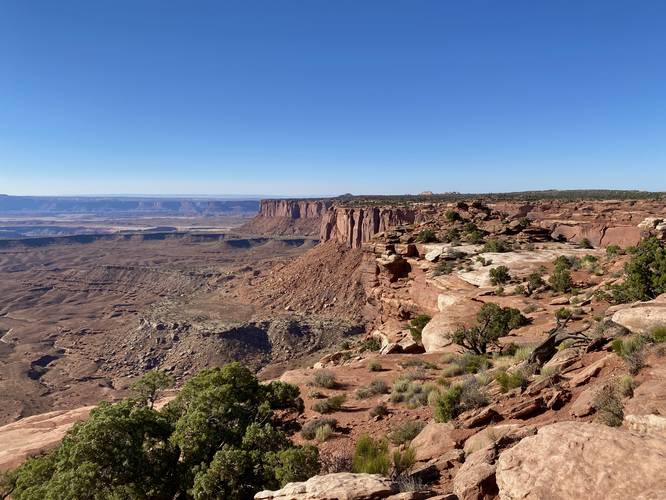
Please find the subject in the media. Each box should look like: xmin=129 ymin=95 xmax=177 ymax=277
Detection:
xmin=0 ymin=195 xmax=260 ymax=216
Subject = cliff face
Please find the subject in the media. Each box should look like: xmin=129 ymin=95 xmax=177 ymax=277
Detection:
xmin=320 ymin=206 xmax=418 ymax=248
xmin=239 ymin=200 xmax=332 ymax=236
xmin=258 ymin=199 xmax=332 ymax=219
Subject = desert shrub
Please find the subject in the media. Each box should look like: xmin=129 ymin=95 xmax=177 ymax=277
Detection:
xmin=578 ymin=238 xmax=593 ymax=249
xmin=450 ymin=303 xmax=529 ymax=354
xmin=400 ymin=358 xmax=438 ymax=369
xmin=301 ymin=418 xmax=337 ymax=440
xmin=593 ymin=384 xmax=624 ymax=427
xmin=514 ymin=284 xmax=526 ymax=295
xmin=553 ymin=255 xmax=578 ymax=270
xmin=392 ymin=447 xmax=416 ymax=478
xmin=319 ymin=450 xmax=353 ymax=474
xmin=368 ymin=360 xmax=383 ymax=372
xmin=617 ymin=375 xmax=636 ymax=398
xmin=370 ymin=403 xmax=389 ymax=418
xmin=538 ymin=364 xmax=561 ymax=379
xmin=408 ymin=314 xmax=431 ymax=344
xmin=612 ymin=335 xmax=647 ymax=374
xmin=356 ymin=379 xmax=389 ymax=400
xmin=398 ymin=475 xmax=426 ymax=493
xmin=416 ymin=229 xmax=438 ymax=243
xmin=315 ymin=424 xmax=333 ymax=443
xmin=454 ymin=352 xmax=489 ymax=374
xmin=360 ymin=337 xmax=382 ymax=352
xmin=388 ymin=420 xmax=426 ymax=446
xmin=606 ymin=244 xmax=622 ymax=257
xmin=370 ymin=379 xmax=389 ymax=394
xmin=489 ymin=265 xmax=511 ymax=285
xmin=312 ymin=370 xmax=337 ymax=389
xmin=483 ymin=239 xmax=510 ymax=253
xmin=272 ymin=445 xmax=321 ymax=489
xmin=526 ymin=272 xmax=545 ymax=294
xmin=651 ymin=326 xmax=666 ymax=343
xmin=523 ymin=303 xmax=538 ymax=314
xmin=390 ymin=380 xmax=437 ymax=408
xmin=607 ymin=237 xmax=666 ymax=303
xmin=445 ymin=210 xmax=462 ymax=222
xmin=495 ymin=370 xmax=528 ymax=393
xmin=434 ymin=261 xmax=455 ymax=276
xmin=312 ymin=395 xmax=346 ymax=414
xmin=355 ymin=387 xmax=374 ymax=400
xmin=441 ymin=227 xmax=461 ymax=243
xmin=3 ymin=363 xmax=316 ymax=500
xmin=434 ymin=378 xmax=488 ymax=422
xmin=555 ymin=307 xmax=573 ymax=321
xmin=467 ymin=230 xmax=484 ymax=244
xmin=352 ymin=435 xmax=390 ymax=475
xmin=549 ymin=266 xmax=573 ymax=293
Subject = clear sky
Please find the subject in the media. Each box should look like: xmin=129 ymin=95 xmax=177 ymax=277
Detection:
xmin=1 ymin=1 xmax=665 ymax=196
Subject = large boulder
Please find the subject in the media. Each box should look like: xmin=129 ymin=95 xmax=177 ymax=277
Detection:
xmin=410 ymin=421 xmax=458 ymax=462
xmin=463 ymin=424 xmax=536 ymax=456
xmin=496 ymin=421 xmax=666 ymax=499
xmin=610 ymin=294 xmax=666 ymax=334
xmin=421 ymin=297 xmax=481 ymax=353
xmin=453 ymin=444 xmax=499 ymax=500
xmin=255 ymin=473 xmax=396 ymax=500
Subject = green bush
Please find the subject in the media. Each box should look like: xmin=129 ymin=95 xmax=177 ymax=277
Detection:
xmin=360 ymin=337 xmax=382 ymax=352
xmin=352 ymin=435 xmax=390 ymax=475
xmin=434 ymin=261 xmax=455 ymax=276
xmin=593 ymin=384 xmax=624 ymax=427
xmin=445 ymin=210 xmax=462 ymax=222
xmin=450 ymin=303 xmax=529 ymax=354
xmin=549 ymin=266 xmax=573 ymax=293
xmin=392 ymin=447 xmax=416 ymax=478
xmin=416 ymin=229 xmax=438 ymax=243
xmin=408 ymin=315 xmax=431 ymax=344
xmin=617 ymin=375 xmax=636 ymax=398
xmin=608 ymin=237 xmax=666 ymax=303
xmin=434 ymin=379 xmax=488 ymax=422
xmin=526 ymin=272 xmax=545 ymax=294
xmin=368 ymin=360 xmax=383 ymax=372
xmin=651 ymin=326 xmax=666 ymax=343
xmin=578 ymin=238 xmax=593 ymax=249
xmin=355 ymin=380 xmax=389 ymax=399
xmin=301 ymin=418 xmax=337 ymax=440
xmin=606 ymin=244 xmax=622 ymax=257
xmin=489 ymin=265 xmax=511 ymax=285
xmin=369 ymin=403 xmax=389 ymax=417
xmin=315 ymin=424 xmax=333 ymax=443
xmin=312 ymin=395 xmax=346 ymax=414
xmin=3 ymin=363 xmax=317 ymax=500
xmin=312 ymin=370 xmax=337 ymax=389
xmin=483 ymin=239 xmax=510 ymax=253
xmin=611 ymin=335 xmax=646 ymax=374
xmin=495 ymin=370 xmax=528 ymax=393
xmin=388 ymin=420 xmax=426 ymax=446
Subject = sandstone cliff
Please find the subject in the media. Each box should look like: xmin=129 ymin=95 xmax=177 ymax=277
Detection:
xmin=319 ymin=206 xmax=419 ymax=248
xmin=239 ymin=199 xmax=332 ymax=236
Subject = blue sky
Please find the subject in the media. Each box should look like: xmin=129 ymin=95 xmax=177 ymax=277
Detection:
xmin=1 ymin=1 xmax=665 ymax=196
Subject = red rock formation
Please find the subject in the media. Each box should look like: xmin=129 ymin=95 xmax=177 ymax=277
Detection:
xmin=319 ymin=206 xmax=418 ymax=248
xmin=258 ymin=199 xmax=331 ymax=219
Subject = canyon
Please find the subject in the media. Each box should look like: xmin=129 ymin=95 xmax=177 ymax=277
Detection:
xmin=2 ymin=192 xmax=666 ymax=499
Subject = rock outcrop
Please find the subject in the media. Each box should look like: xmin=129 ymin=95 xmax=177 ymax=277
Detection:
xmin=609 ymin=293 xmax=666 ymax=334
xmin=496 ymin=421 xmax=666 ymax=499
xmin=0 ymin=406 xmax=93 ymax=471
xmin=421 ymin=297 xmax=482 ymax=353
xmin=320 ymin=206 xmax=418 ymax=249
xmin=254 ymin=473 xmax=397 ymax=500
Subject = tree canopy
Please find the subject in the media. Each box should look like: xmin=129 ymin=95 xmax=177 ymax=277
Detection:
xmin=1 ymin=363 xmax=318 ymax=500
